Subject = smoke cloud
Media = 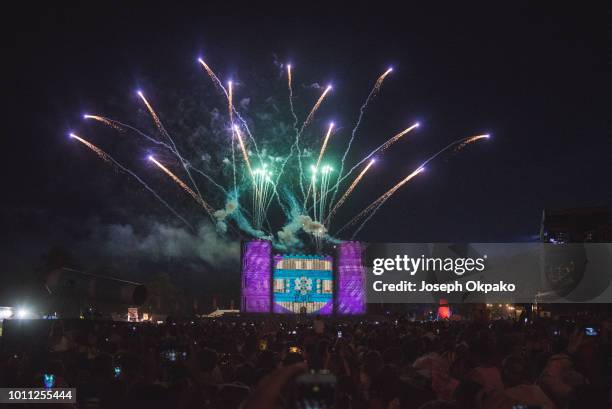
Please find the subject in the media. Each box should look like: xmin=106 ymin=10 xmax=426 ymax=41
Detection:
xmin=214 ymin=199 xmax=239 ymax=233
xmin=91 ymin=220 xmax=240 ymax=268
xmin=276 ymin=214 xmax=328 ymax=249
xmin=305 ymin=82 xmax=322 ymax=90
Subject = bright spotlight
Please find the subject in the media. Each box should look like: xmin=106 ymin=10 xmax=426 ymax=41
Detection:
xmin=16 ymin=308 xmax=29 ymax=319
xmin=0 ymin=307 xmax=13 ymax=320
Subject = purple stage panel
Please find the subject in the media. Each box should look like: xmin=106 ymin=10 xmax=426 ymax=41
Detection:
xmin=336 ymin=241 xmax=366 ymax=314
xmin=318 ymin=300 xmax=334 ymax=314
xmin=241 ymin=240 xmax=272 ymax=313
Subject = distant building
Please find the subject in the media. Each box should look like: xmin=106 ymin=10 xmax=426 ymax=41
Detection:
xmin=540 ymin=207 xmax=611 ymax=243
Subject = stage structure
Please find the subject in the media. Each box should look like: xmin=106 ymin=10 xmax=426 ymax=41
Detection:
xmin=240 ymin=240 xmax=366 ymax=315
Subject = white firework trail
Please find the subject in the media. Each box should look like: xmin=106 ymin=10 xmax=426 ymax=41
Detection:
xmin=329 ymin=68 xmax=393 ymax=212
xmin=70 ymin=133 xmax=194 ymax=230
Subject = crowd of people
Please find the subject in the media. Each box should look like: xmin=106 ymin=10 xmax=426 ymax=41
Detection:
xmin=0 ymin=313 xmax=610 ymax=408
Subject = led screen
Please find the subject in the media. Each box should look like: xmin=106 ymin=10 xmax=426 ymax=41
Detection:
xmin=272 ymin=254 xmax=333 ymax=314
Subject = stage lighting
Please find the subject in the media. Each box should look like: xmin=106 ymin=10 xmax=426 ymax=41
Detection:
xmin=16 ymin=308 xmax=29 ymax=319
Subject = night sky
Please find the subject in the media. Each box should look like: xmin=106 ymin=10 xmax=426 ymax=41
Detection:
xmin=2 ymin=3 xmax=611 ymax=299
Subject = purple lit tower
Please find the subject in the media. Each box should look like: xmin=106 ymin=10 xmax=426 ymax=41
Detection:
xmin=336 ymin=241 xmax=366 ymax=314
xmin=240 ymin=240 xmax=272 ymax=313
xmin=240 ymin=239 xmax=366 ymax=315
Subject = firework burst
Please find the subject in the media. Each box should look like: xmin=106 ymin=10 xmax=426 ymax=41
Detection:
xmin=71 ymin=55 xmax=489 ymax=250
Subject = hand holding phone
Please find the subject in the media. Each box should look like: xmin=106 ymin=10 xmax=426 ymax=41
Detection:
xmin=294 ymin=371 xmax=336 ymax=409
